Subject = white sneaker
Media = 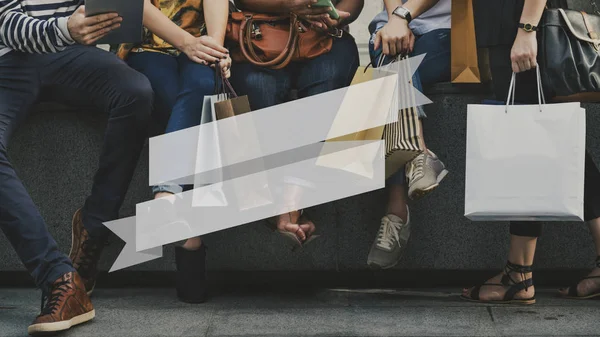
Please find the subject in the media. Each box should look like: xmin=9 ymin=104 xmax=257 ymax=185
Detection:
xmin=406 ymin=151 xmax=448 ymax=200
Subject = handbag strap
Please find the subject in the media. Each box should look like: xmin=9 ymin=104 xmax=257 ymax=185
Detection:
xmin=213 ymin=62 xmax=238 ymax=98
xmin=238 ymin=13 xmax=298 ymax=69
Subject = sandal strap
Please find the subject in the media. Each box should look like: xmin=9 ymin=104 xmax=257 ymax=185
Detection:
xmin=501 ymin=261 xmax=534 ymax=292
xmin=503 ymin=278 xmax=534 ymax=301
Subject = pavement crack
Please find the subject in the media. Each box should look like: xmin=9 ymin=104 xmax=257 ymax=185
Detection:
xmin=486 ymin=306 xmax=495 ymax=322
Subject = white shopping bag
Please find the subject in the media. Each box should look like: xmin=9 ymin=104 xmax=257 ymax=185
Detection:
xmin=192 ymin=95 xmax=228 ymax=207
xmin=464 ymin=68 xmax=586 ymax=221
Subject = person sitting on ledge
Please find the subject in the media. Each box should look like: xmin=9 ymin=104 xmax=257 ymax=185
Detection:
xmin=366 ymin=0 xmax=451 ymax=270
xmin=0 ymin=0 xmax=154 ymax=335
xmin=118 ymin=0 xmax=232 ymax=304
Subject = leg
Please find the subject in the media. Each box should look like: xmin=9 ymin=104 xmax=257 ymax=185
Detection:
xmin=560 ymin=152 xmax=600 ymax=298
xmin=461 ymin=223 xmax=540 ymax=303
xmin=229 ymin=62 xmax=291 ymax=110
xmin=0 ymin=53 xmax=74 ymax=293
xmin=295 ymin=33 xmax=359 ymax=98
xmin=37 ymin=46 xmax=152 ymax=294
xmin=39 ymin=46 xmax=153 ymax=239
xmin=127 ymin=52 xmax=179 ymax=133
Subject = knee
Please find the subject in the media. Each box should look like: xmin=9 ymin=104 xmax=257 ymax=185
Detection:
xmin=113 ymin=70 xmax=154 ymax=120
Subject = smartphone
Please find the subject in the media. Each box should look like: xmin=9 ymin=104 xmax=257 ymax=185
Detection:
xmin=313 ymin=0 xmax=340 ymax=20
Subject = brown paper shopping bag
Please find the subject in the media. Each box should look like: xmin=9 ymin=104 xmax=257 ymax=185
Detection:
xmin=451 ymin=0 xmax=481 ymax=83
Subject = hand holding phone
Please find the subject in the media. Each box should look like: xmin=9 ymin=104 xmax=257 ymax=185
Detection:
xmin=312 ymin=0 xmax=339 ymax=20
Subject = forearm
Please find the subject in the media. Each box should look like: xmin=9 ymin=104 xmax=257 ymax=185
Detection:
xmin=142 ymin=0 xmax=194 ymax=51
xmin=384 ymin=0 xmax=440 ymax=20
xmin=335 ymin=0 xmax=363 ymax=25
xmin=204 ymin=0 xmax=228 ymax=45
xmin=519 ymin=0 xmax=546 ymax=25
xmin=0 ymin=1 xmax=74 ymax=53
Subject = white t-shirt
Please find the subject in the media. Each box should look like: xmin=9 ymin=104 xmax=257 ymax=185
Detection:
xmin=369 ymin=0 xmax=451 ymax=37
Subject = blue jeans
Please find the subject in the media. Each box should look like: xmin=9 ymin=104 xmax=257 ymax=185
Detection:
xmin=230 ymin=33 xmax=359 ymax=109
xmin=0 ymin=46 xmax=152 ymax=292
xmin=369 ymin=28 xmax=451 ymax=185
xmin=127 ymin=52 xmax=216 ymax=195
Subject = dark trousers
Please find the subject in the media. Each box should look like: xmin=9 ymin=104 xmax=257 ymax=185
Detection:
xmin=489 ymin=45 xmax=600 ymax=237
xmin=0 ymin=46 xmax=152 ymax=292
xmin=230 ymin=33 xmax=359 ymax=110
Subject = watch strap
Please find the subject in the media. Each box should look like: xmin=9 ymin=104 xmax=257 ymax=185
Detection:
xmin=518 ymin=23 xmax=539 ymax=32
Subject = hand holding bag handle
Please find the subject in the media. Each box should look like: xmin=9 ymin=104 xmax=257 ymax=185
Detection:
xmin=505 ymin=67 xmax=546 ymax=113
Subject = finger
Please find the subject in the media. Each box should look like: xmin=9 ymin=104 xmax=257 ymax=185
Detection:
xmin=294 ymin=6 xmax=331 ymax=16
xmin=408 ymin=34 xmax=416 ymax=54
xmin=76 ymin=5 xmax=85 ymax=14
xmin=382 ymin=36 xmax=390 ymax=56
xmin=374 ymin=31 xmax=382 ymax=51
xmin=530 ymin=56 xmax=538 ymax=68
xmin=87 ymin=16 xmax=122 ymax=35
xmin=201 ymin=46 xmax=228 ymax=60
xmin=196 ymin=51 xmax=219 ymax=63
xmin=84 ymin=23 xmax=121 ymax=45
xmin=189 ymin=55 xmax=206 ymax=65
xmin=84 ymin=12 xmax=119 ymax=25
xmin=303 ymin=13 xmax=329 ymax=21
xmin=337 ymin=10 xmax=351 ymax=19
xmin=401 ymin=37 xmax=410 ymax=56
xmin=518 ymin=59 xmax=527 ymax=73
xmin=200 ymin=38 xmax=229 ymax=54
xmin=512 ymin=61 xmax=520 ymax=73
xmin=388 ymin=40 xmax=397 ymax=56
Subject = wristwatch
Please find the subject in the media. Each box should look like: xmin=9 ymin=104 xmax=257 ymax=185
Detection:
xmin=392 ymin=6 xmax=412 ymax=24
xmin=518 ymin=23 xmax=538 ymax=32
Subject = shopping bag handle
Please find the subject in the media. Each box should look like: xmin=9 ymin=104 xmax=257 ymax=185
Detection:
xmin=505 ymin=67 xmax=546 ymax=113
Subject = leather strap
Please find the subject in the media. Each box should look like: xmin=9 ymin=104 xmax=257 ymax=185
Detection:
xmin=238 ymin=14 xmax=298 ymax=69
xmin=581 ymin=11 xmax=599 ymax=39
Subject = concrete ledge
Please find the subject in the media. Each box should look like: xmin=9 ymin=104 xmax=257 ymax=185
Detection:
xmin=2 ymin=88 xmax=600 ymax=273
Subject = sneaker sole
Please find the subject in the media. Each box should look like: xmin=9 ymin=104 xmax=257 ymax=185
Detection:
xmin=28 ymin=310 xmax=95 ymax=335
xmin=409 ymin=169 xmax=449 ymax=201
xmin=367 ymin=259 xmax=400 ymax=270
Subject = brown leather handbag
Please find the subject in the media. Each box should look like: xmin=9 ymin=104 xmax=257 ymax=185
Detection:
xmin=226 ymin=11 xmax=336 ymax=69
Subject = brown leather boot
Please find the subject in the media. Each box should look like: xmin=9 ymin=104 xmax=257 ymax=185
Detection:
xmin=28 ymin=272 xmax=95 ymax=335
xmin=69 ymin=209 xmax=104 ymax=295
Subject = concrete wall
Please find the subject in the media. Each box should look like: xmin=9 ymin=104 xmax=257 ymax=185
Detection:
xmin=2 ymin=90 xmax=599 ymax=274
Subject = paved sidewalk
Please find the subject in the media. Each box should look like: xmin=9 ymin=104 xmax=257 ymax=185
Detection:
xmin=1 ymin=288 xmax=599 ymax=337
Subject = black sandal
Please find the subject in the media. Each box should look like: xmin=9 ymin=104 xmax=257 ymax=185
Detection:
xmin=561 ymin=256 xmax=600 ymax=300
xmin=461 ymin=261 xmax=536 ymax=305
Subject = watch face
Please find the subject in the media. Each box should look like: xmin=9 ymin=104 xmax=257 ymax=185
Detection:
xmin=524 ymin=23 xmax=533 ymax=31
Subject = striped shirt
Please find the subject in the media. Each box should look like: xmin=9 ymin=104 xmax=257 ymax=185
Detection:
xmin=0 ymin=0 xmax=80 ymax=57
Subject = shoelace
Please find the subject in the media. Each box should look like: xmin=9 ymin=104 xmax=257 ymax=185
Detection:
xmin=76 ymin=238 xmax=107 ymax=279
xmin=408 ymin=154 xmax=426 ymax=182
xmin=40 ymin=280 xmax=71 ymax=315
xmin=376 ymin=218 xmax=402 ymax=250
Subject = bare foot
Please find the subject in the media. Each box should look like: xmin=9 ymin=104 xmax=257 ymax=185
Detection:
xmin=559 ymin=267 xmax=600 ymax=297
xmin=462 ymin=270 xmax=535 ymax=302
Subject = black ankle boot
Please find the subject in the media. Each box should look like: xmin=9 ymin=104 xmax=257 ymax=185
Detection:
xmin=175 ymin=245 xmax=207 ymax=303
